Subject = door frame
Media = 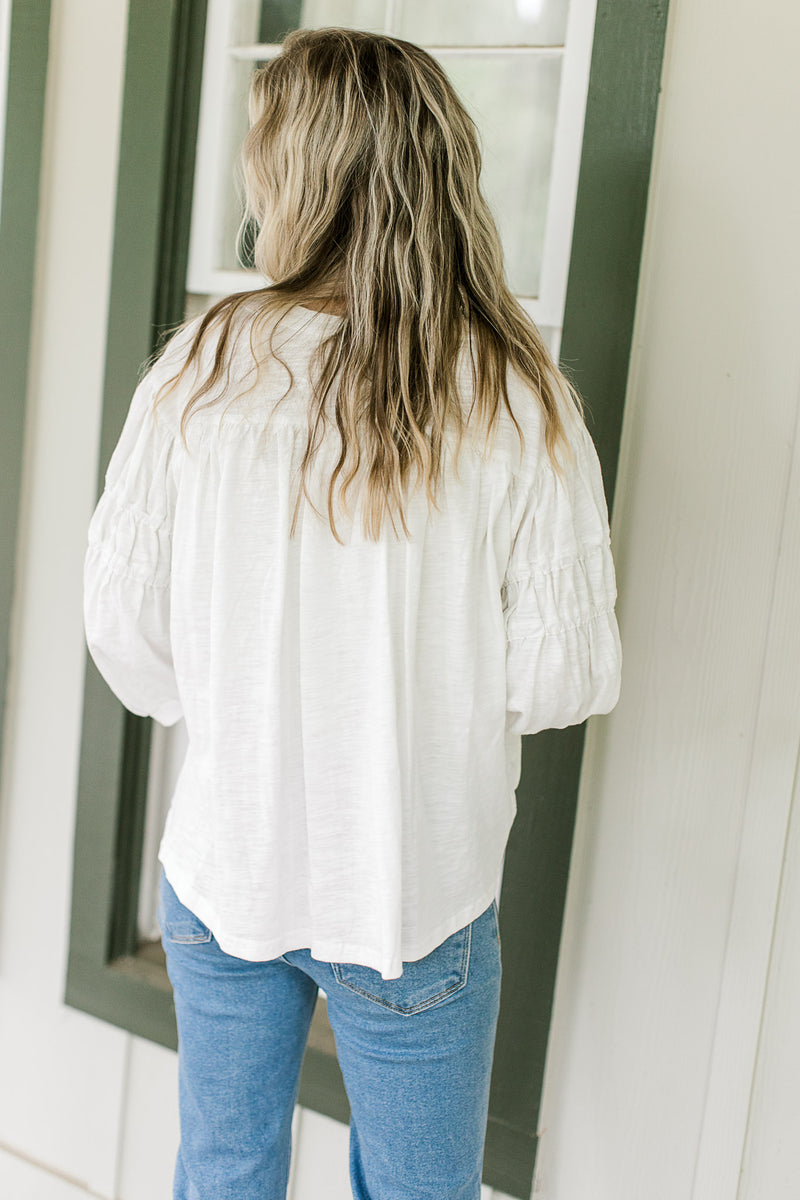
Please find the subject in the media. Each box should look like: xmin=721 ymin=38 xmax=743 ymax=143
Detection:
xmin=0 ymin=0 xmax=52 ymax=814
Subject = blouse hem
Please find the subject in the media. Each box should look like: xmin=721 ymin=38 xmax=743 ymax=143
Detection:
xmin=158 ymin=845 xmax=503 ymax=981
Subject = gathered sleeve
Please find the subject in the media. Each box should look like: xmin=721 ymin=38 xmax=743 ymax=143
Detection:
xmin=83 ymin=369 xmax=183 ymax=727
xmin=501 ymin=408 xmax=623 ymax=736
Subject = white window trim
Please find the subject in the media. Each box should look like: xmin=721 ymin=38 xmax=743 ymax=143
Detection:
xmin=0 ymin=0 xmax=15 ymax=230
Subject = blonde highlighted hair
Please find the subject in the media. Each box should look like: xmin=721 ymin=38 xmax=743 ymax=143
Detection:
xmin=154 ymin=25 xmax=585 ymax=543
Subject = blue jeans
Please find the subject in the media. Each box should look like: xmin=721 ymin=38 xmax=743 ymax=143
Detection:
xmin=158 ymin=865 xmax=502 ymax=1199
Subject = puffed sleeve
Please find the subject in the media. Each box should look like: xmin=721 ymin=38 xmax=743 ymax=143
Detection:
xmin=502 ymin=407 xmax=622 ymax=736
xmin=83 ymin=367 xmax=183 ymax=726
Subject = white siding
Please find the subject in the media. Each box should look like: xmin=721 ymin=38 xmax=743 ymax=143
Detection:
xmin=738 ymin=749 xmax=800 ymax=1198
xmin=534 ymin=0 xmax=800 ymax=1196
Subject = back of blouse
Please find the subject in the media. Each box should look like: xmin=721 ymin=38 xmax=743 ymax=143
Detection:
xmin=83 ymin=301 xmax=622 ymax=980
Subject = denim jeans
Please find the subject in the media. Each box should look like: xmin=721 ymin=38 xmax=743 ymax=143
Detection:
xmin=158 ymin=865 xmax=502 ymax=1200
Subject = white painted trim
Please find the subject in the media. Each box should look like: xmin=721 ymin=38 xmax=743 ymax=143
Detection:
xmin=534 ymin=0 xmax=598 ymax=327
xmin=186 ymin=0 xmax=229 ymax=293
xmin=189 ymin=266 xmax=265 ymax=296
xmin=691 ymin=382 xmax=800 ymax=1198
xmin=0 ymin=1144 xmax=93 ymax=1199
xmin=736 ymin=740 xmax=800 ymax=1194
xmin=186 ymin=0 xmax=245 ymax=294
xmin=138 ymin=717 xmax=188 ymax=940
xmin=0 ymin=0 xmax=14 ymax=231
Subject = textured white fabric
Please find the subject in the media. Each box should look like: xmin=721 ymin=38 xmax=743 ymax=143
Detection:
xmin=83 ymin=301 xmax=622 ymax=979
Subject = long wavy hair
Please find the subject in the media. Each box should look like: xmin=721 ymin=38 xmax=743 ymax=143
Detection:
xmin=154 ymin=26 xmax=585 ymax=543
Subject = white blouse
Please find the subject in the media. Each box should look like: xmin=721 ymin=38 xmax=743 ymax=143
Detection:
xmin=83 ymin=301 xmax=622 ymax=979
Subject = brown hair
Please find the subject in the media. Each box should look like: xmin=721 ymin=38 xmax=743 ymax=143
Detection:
xmin=154 ymin=26 xmax=585 ymax=543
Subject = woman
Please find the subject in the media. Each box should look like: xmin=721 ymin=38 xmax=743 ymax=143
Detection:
xmin=84 ymin=26 xmax=622 ymax=1200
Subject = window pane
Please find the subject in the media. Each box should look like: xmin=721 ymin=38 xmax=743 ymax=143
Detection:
xmin=284 ymin=0 xmax=386 ymax=35
xmin=397 ymin=0 xmax=570 ymax=46
xmin=259 ymin=1 xmax=572 ymax=48
xmin=207 ymin=50 xmax=560 ymax=297
xmin=441 ymin=51 xmax=561 ymax=296
xmin=216 ymin=58 xmax=255 ymax=272
xmin=189 ymin=3 xmax=570 ymax=292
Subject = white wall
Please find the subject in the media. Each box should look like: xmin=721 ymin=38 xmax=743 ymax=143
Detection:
xmin=534 ymin=0 xmax=800 ymax=1197
xmin=2 ymin=0 xmax=800 ymax=1197
xmin=0 ymin=0 xmax=133 ymax=1194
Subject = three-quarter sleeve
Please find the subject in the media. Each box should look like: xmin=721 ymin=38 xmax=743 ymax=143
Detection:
xmin=502 ymin=407 xmax=622 ymax=736
xmin=83 ymin=370 xmax=183 ymax=727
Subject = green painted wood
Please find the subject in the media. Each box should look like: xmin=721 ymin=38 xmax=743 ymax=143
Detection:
xmin=485 ymin=2 xmax=670 ymax=1194
xmin=258 ymin=0 xmax=302 ymax=45
xmin=153 ymin=0 xmax=211 ymax=342
xmin=298 ymin=1047 xmax=351 ymax=1126
xmin=483 ymin=1119 xmax=536 ymax=1198
xmin=485 ymin=727 xmax=586 ymax=1194
xmin=0 ymin=0 xmax=51 ymax=789
xmin=559 ymin=0 xmax=671 ymax=503
xmin=67 ymin=3 xmax=671 ymax=1196
xmin=66 ymin=0 xmax=207 ymax=1040
xmin=108 ymin=713 xmax=153 ymax=959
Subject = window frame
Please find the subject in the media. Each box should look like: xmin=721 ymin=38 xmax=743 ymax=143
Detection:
xmin=66 ymin=2 xmax=670 ymax=1195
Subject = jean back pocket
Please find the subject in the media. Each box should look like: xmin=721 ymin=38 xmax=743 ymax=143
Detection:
xmin=331 ymin=919 xmax=472 ymax=1015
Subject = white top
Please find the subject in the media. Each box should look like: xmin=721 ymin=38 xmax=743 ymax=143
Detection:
xmin=84 ymin=301 xmax=622 ymax=979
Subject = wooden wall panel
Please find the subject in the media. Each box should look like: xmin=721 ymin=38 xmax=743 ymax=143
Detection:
xmin=534 ymin=0 xmax=800 ymax=1197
